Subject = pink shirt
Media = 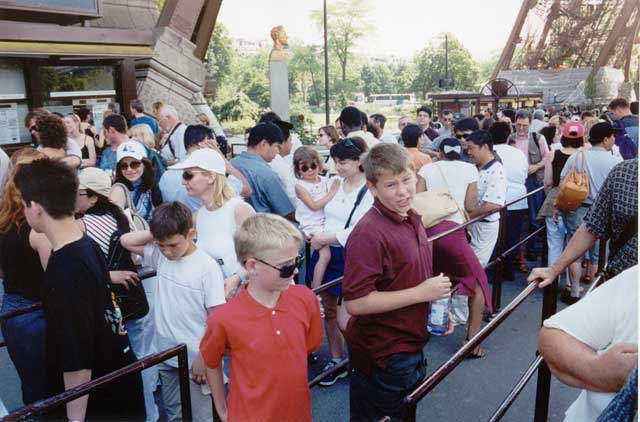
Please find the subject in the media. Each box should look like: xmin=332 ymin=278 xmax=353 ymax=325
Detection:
xmin=514 ymin=134 xmax=549 ymax=161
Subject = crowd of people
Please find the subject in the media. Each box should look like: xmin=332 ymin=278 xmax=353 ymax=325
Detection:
xmin=0 ymin=94 xmax=636 ymax=422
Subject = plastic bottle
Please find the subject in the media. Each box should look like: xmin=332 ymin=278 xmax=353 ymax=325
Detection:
xmin=427 ymin=297 xmax=450 ymax=335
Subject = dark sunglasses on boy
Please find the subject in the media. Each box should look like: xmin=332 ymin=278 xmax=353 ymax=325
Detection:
xmin=299 ymin=163 xmax=318 ymax=172
xmin=254 ymin=255 xmax=303 ymax=278
xmin=119 ymin=161 xmax=142 ymax=171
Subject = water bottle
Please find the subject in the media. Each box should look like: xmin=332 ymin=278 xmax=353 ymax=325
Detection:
xmin=427 ymin=297 xmax=450 ymax=335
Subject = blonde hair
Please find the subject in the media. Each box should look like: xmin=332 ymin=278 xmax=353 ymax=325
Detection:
xmin=234 ymin=214 xmax=303 ymax=264
xmin=130 ymin=123 xmax=156 ymax=150
xmin=362 ymin=143 xmax=413 ymax=184
xmin=195 ymin=113 xmax=211 ymax=127
xmin=0 ymin=148 xmax=48 ymax=232
xmin=205 ymin=173 xmax=236 ymax=209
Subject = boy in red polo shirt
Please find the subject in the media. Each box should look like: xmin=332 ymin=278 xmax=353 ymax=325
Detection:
xmin=343 ymin=143 xmax=452 ymax=422
xmin=200 ymin=213 xmax=322 ymax=422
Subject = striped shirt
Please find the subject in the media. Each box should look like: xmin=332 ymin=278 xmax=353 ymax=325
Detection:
xmin=82 ymin=213 xmax=118 ymax=259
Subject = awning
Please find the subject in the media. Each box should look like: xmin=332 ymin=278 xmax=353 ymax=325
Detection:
xmin=0 ymin=41 xmax=155 ymax=58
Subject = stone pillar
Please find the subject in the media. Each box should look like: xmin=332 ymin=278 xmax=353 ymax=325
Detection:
xmin=268 ymin=26 xmax=291 ymax=122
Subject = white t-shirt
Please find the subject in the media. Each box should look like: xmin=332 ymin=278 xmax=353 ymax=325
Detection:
xmin=143 ymin=243 xmax=225 ymax=367
xmin=195 ymin=196 xmax=248 ymax=279
xmin=380 ymin=132 xmax=398 ymax=143
xmin=544 ymin=266 xmax=638 ymax=422
xmin=348 ymin=130 xmax=379 ymax=149
xmin=161 ymin=123 xmax=187 ymax=162
xmin=323 ymin=177 xmax=374 ymax=246
xmin=269 ymin=154 xmax=297 ymax=205
xmin=418 ymin=160 xmax=478 ymax=225
xmin=477 ymin=159 xmax=507 ymax=222
xmin=494 ymin=144 xmax=528 ymax=210
xmin=295 ymin=176 xmax=331 ymax=236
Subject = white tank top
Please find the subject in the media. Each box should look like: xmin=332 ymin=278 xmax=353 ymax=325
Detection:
xmin=195 ymin=196 xmax=244 ymax=278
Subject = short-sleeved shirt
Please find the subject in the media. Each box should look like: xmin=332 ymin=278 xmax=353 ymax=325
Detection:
xmin=44 ymin=236 xmax=144 ymax=419
xmin=342 ymin=199 xmax=433 ymax=375
xmin=200 ymin=284 xmax=322 ymax=422
xmin=583 ymin=159 xmax=638 ymax=275
xmin=494 ymin=144 xmax=528 ymax=210
xmin=130 ymin=115 xmax=159 ymax=135
xmin=99 ymin=147 xmax=117 ymax=172
xmin=419 ymin=160 xmax=478 ymax=225
xmin=230 ymin=151 xmax=294 ymax=216
xmin=406 ymin=147 xmax=432 ymax=173
xmin=144 ymin=244 xmax=225 ymax=367
xmin=543 ymin=266 xmax=638 ymax=422
xmin=560 ymin=146 xmax=622 ymax=204
xmin=513 ymin=132 xmax=549 ymax=161
xmin=477 ymin=159 xmax=507 ymax=222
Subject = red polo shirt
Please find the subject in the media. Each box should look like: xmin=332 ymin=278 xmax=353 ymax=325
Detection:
xmin=200 ymin=284 xmax=322 ymax=422
xmin=343 ymin=198 xmax=433 ymax=375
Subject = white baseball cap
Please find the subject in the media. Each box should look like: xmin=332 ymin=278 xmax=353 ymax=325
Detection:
xmin=116 ymin=140 xmax=147 ymax=162
xmin=169 ymin=148 xmax=226 ymax=175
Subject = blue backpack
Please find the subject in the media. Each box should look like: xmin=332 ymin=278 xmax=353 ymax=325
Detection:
xmin=613 ymin=119 xmax=638 ymax=160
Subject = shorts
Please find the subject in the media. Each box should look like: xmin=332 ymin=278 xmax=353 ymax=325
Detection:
xmin=563 ymin=205 xmax=603 ymax=263
xmin=308 ymin=245 xmax=345 ymax=296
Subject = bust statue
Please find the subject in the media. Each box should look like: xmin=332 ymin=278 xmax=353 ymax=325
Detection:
xmin=269 ymin=25 xmax=289 ymax=62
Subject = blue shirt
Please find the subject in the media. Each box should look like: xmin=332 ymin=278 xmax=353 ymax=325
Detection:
xmin=230 ymin=151 xmax=294 ymax=216
xmin=561 ymin=146 xmax=622 ymax=204
xmin=131 ymin=115 xmax=159 ymax=135
xmin=99 ymin=147 xmax=117 ymax=172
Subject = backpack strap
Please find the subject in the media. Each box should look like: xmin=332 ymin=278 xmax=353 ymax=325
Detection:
xmin=112 ymin=183 xmax=134 ymax=210
xmin=344 ymin=185 xmax=369 ymax=229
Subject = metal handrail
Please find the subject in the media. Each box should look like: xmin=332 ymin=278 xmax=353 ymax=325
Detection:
xmin=2 ymin=344 xmax=192 ymax=421
xmin=0 ymin=302 xmax=43 ymax=322
xmin=405 ymin=280 xmax=541 ymax=405
xmin=489 ymin=269 xmax=608 ymax=422
xmin=485 ymin=225 xmax=546 ymax=270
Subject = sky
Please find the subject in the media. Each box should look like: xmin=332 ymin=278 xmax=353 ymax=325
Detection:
xmin=216 ymin=0 xmax=525 ymax=61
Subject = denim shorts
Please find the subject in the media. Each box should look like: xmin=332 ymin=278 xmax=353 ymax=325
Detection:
xmin=563 ymin=205 xmax=604 ymax=263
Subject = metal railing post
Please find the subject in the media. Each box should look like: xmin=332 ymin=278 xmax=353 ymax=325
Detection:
xmin=491 ymin=208 xmax=508 ymax=314
xmin=533 ymin=232 xmax=556 ymax=422
xmin=406 ymin=402 xmax=417 ymax=422
xmin=177 ymin=345 xmax=193 ymax=422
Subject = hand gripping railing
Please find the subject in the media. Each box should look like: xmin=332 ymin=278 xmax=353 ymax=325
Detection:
xmin=2 ymin=343 xmax=192 ymax=421
xmin=308 ymin=186 xmax=547 ymax=390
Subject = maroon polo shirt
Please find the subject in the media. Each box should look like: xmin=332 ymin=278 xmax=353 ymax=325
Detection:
xmin=343 ymin=198 xmax=433 ymax=375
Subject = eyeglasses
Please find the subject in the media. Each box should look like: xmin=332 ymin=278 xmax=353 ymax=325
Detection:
xmin=343 ymin=138 xmax=362 ymax=153
xmin=442 ymin=118 xmax=452 ymax=123
xmin=455 ymin=133 xmax=470 ymax=139
xmin=254 ymin=255 xmax=303 ymax=278
xmin=299 ymin=162 xmax=318 ymax=172
xmin=182 ymin=170 xmax=208 ymax=181
xmin=119 ymin=161 xmax=142 ymax=171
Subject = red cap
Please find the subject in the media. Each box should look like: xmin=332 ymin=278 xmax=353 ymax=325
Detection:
xmin=563 ymin=121 xmax=584 ymax=139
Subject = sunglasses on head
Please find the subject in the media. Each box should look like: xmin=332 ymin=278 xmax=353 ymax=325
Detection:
xmin=182 ymin=170 xmax=207 ymax=181
xmin=343 ymin=138 xmax=362 ymax=153
xmin=119 ymin=161 xmax=142 ymax=171
xmin=299 ymin=162 xmax=318 ymax=172
xmin=254 ymin=255 xmax=303 ymax=278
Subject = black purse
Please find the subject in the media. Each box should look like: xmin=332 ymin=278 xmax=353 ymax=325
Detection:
xmin=106 ymin=231 xmax=149 ymax=321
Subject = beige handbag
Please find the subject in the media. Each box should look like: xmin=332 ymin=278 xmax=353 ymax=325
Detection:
xmin=413 ymin=163 xmax=467 ymax=228
xmin=554 ymin=149 xmax=589 ymax=213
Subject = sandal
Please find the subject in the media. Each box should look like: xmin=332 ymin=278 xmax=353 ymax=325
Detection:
xmin=463 ymin=338 xmax=486 ymax=359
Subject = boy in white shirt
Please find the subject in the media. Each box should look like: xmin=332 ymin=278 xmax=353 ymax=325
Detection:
xmin=121 ymin=201 xmax=226 ymax=422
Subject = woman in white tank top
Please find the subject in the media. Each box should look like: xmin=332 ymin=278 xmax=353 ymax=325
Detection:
xmin=172 ymin=149 xmax=255 ymax=298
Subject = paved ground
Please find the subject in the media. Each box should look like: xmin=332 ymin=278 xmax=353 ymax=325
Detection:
xmin=1 ymin=261 xmax=580 ymax=421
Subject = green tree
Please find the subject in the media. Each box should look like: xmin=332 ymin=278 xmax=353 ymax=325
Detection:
xmin=289 ymin=44 xmax=324 ymax=106
xmin=310 ymin=0 xmax=373 ymax=82
xmin=219 ymin=92 xmax=260 ymax=122
xmin=206 ymin=24 xmax=235 ymax=100
xmin=412 ymin=33 xmax=480 ymax=99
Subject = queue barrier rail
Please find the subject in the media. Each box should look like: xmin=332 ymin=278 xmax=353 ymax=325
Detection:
xmin=1 ymin=344 xmax=192 ymax=422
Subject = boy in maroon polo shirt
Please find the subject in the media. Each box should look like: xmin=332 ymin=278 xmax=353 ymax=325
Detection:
xmin=343 ymin=143 xmax=452 ymax=422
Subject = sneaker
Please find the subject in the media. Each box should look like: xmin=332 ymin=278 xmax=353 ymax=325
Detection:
xmin=318 ymin=360 xmax=348 ymax=387
xmin=559 ymin=288 xmax=580 ymax=305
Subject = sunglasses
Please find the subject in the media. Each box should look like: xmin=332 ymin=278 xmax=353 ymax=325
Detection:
xmin=119 ymin=161 xmax=142 ymax=171
xmin=299 ymin=162 xmax=318 ymax=172
xmin=182 ymin=170 xmax=208 ymax=181
xmin=343 ymin=138 xmax=362 ymax=152
xmin=455 ymin=133 xmax=472 ymax=140
xmin=254 ymin=255 xmax=303 ymax=278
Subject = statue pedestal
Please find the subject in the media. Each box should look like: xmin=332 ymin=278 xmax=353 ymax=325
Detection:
xmin=269 ymin=60 xmax=290 ymax=122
